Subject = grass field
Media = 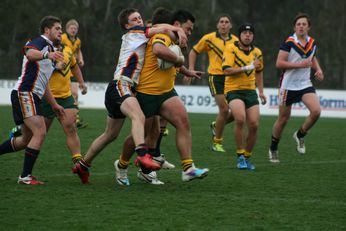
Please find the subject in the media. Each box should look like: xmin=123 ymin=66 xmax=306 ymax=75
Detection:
xmin=0 ymin=105 xmax=345 ymax=230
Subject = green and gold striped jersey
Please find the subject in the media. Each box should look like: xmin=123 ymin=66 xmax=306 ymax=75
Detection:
xmin=49 ymin=45 xmax=77 ymax=98
xmin=137 ymin=33 xmax=176 ymax=95
xmin=222 ymin=41 xmax=264 ymax=92
xmin=192 ymin=31 xmax=238 ymax=75
xmin=61 ymin=33 xmax=81 ymax=58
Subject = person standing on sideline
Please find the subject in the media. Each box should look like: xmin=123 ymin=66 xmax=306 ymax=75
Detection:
xmin=268 ymin=13 xmax=324 ymax=163
xmin=222 ymin=23 xmax=266 ymax=170
xmin=61 ymin=19 xmax=87 ymax=129
xmin=187 ymin=14 xmax=238 ymax=153
xmin=0 ymin=16 xmax=65 ymax=184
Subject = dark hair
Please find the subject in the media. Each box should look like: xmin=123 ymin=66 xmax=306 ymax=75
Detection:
xmin=170 ymin=9 xmax=195 ymax=25
xmin=217 ymin=14 xmax=232 ymax=24
xmin=39 ymin=16 xmax=61 ymax=34
xmin=293 ymin=13 xmax=311 ymax=26
xmin=118 ymin=8 xmax=138 ymax=30
xmin=152 ymin=7 xmax=172 ymax=25
xmin=145 ymin=19 xmax=152 ymax=26
xmin=238 ymin=22 xmax=255 ymax=36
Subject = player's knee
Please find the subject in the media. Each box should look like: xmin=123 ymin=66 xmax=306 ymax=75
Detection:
xmin=175 ymin=117 xmax=190 ymax=130
xmin=65 ymin=124 xmax=77 ymax=136
xmin=278 ymin=114 xmax=290 ymax=125
xmin=248 ymin=121 xmax=259 ymax=131
xmin=235 ymin=116 xmax=246 ymax=126
xmin=137 ymin=113 xmax=145 ymax=124
xmin=219 ymin=105 xmax=229 ymax=115
xmin=34 ymin=129 xmax=47 ymax=141
xmin=310 ymin=108 xmax=321 ymax=119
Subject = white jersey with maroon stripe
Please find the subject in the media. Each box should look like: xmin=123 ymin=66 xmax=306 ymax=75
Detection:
xmin=113 ymin=26 xmax=149 ymax=86
xmin=14 ymin=35 xmax=56 ymax=99
xmin=279 ymin=33 xmax=316 ymax=91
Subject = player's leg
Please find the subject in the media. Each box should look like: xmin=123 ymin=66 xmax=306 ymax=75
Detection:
xmin=120 ymin=96 xmax=160 ymax=170
xmin=72 ymin=116 xmax=124 ymax=184
xmin=160 ymin=96 xmax=191 ymax=160
xmin=212 ymin=94 xmax=229 ymax=152
xmin=155 ymin=118 xmax=175 ymax=169
xmin=42 ymin=97 xmax=82 ymax=164
xmin=8 ymin=91 xmax=46 ymax=184
xmin=160 ymin=95 xmax=208 ymax=181
xmin=293 ymin=91 xmax=321 ymax=154
xmin=134 ymin=117 xmax=164 ymax=185
xmin=0 ymin=91 xmax=34 ymax=155
xmin=71 ymin=80 xmax=87 ymax=129
xmin=244 ymin=104 xmax=260 ymax=170
xmin=85 ymin=116 xmax=124 ymax=164
xmin=160 ymin=117 xmax=169 ymax=136
xmin=269 ymin=89 xmax=292 ymax=162
xmin=300 ymin=92 xmax=321 ymax=131
xmin=58 ymin=108 xmax=82 ymax=163
xmin=120 ymin=96 xmax=146 ymax=147
xmin=228 ymin=98 xmax=247 ymax=169
xmin=0 ymin=125 xmax=31 ymax=155
xmin=208 ymin=75 xmax=228 ymax=152
xmin=148 ymin=116 xmax=175 ymax=169
xmin=9 ymin=124 xmax=22 ymax=138
xmin=269 ymin=105 xmax=291 ymax=161
xmin=17 ymin=115 xmax=46 ymax=185
xmin=146 ymin=116 xmax=160 ymax=155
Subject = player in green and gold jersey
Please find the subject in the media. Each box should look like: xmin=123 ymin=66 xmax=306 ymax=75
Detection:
xmin=222 ymin=23 xmax=266 ymax=170
xmin=119 ymin=8 xmax=209 ymax=184
xmin=188 ymin=14 xmax=238 ymax=153
xmin=42 ymin=41 xmax=87 ymax=165
xmin=61 ymin=19 xmax=87 ymax=128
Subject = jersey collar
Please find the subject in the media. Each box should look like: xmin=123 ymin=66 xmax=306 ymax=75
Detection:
xmin=235 ymin=41 xmax=254 ymax=55
xmin=216 ymin=31 xmax=233 ymax=41
xmin=40 ymin=35 xmax=54 ymax=46
xmin=292 ymin=33 xmax=310 ymax=45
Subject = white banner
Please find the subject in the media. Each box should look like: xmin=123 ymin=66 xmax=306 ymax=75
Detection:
xmin=1 ymin=80 xmax=346 ymax=118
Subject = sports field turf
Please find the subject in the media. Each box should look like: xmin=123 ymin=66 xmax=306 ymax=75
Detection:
xmin=0 ymin=105 xmax=345 ymax=230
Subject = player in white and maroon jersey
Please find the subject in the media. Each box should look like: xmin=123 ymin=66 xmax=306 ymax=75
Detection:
xmin=112 ymin=25 xmax=150 ymax=86
xmin=269 ymin=13 xmax=324 ymax=163
xmin=0 ymin=16 xmax=64 ymax=185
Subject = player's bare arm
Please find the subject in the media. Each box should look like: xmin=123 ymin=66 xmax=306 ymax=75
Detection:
xmin=149 ymin=24 xmax=187 ymax=47
xmin=276 ymin=50 xmax=312 ymax=69
xmin=153 ymin=43 xmax=184 ymax=66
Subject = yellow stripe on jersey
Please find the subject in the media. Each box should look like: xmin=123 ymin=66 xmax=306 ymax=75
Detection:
xmin=192 ymin=31 xmax=238 ymax=75
xmin=49 ymin=45 xmax=77 ymax=98
xmin=136 ymin=33 xmax=176 ymax=95
xmin=223 ymin=41 xmax=264 ymax=91
xmin=208 ymin=75 xmax=217 ymax=94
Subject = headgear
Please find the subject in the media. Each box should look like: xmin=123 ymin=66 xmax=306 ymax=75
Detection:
xmin=238 ymin=23 xmax=255 ymax=36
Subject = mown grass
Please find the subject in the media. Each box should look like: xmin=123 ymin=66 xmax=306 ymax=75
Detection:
xmin=0 ymin=106 xmax=345 ymax=230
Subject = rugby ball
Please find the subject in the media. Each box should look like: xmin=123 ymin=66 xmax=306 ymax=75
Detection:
xmin=157 ymin=44 xmax=184 ymax=69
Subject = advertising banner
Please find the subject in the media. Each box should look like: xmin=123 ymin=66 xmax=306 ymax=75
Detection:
xmin=1 ymin=80 xmax=345 ymax=118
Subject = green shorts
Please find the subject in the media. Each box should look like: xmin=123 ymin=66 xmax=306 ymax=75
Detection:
xmin=136 ymin=89 xmax=178 ymax=118
xmin=41 ymin=95 xmax=77 ymax=118
xmin=226 ymin=90 xmax=259 ymax=108
xmin=208 ymin=75 xmax=225 ymax=96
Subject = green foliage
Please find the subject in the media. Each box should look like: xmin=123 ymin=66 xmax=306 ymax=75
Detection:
xmin=0 ymin=0 xmax=345 ymax=88
xmin=1 ymin=106 xmax=346 ymax=230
